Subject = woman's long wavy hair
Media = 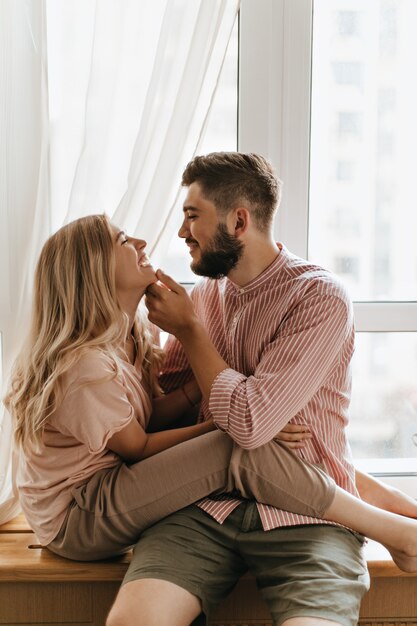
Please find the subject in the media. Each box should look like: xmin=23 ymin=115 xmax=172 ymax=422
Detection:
xmin=5 ymin=214 xmax=163 ymax=452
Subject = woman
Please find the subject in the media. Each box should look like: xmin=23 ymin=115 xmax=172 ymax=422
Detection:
xmin=4 ymin=214 xmax=417 ymax=571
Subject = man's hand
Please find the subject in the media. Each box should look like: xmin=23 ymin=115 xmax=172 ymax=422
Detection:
xmin=147 ymin=270 xmax=229 ymax=405
xmin=145 ymin=270 xmax=199 ymax=337
xmin=274 ymin=423 xmax=312 ymax=449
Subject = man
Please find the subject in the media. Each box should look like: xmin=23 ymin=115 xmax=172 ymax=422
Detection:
xmin=106 ymin=153 xmax=414 ymax=626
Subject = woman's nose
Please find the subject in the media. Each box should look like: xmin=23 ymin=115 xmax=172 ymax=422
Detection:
xmin=135 ymin=238 xmax=146 ymax=249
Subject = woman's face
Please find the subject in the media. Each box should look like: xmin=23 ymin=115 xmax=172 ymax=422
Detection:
xmin=111 ymin=224 xmax=157 ymax=295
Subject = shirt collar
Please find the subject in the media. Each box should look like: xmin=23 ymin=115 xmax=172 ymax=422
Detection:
xmin=225 ymin=243 xmax=289 ymax=296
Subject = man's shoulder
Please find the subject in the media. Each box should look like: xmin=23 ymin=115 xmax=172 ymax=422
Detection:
xmin=282 ymin=248 xmax=351 ymax=304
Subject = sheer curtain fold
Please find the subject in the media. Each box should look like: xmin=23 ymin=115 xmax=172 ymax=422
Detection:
xmin=61 ymin=0 xmax=239 ymax=260
xmin=0 ymin=0 xmax=239 ymax=525
xmin=0 ymin=0 xmax=50 ymax=525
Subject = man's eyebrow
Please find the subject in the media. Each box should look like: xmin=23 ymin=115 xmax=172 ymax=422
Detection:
xmin=183 ymin=205 xmax=202 ymax=213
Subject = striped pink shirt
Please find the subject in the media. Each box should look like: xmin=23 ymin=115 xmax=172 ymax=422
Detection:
xmin=160 ymin=244 xmax=358 ymax=531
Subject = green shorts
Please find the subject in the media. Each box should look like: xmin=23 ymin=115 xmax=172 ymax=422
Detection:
xmin=123 ymin=502 xmax=370 ymax=626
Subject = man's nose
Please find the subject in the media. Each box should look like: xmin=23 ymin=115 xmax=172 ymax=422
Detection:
xmin=178 ymin=221 xmax=188 ymax=238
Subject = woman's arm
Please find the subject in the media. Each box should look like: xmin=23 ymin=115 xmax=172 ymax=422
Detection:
xmin=107 ymin=415 xmax=214 ymax=464
xmin=148 ymin=379 xmax=201 ymax=432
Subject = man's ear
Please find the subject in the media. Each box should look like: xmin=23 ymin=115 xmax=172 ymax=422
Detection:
xmin=233 ymin=208 xmax=250 ymax=236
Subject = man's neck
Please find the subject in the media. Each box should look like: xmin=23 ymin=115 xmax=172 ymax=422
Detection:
xmin=227 ymin=237 xmax=280 ymax=287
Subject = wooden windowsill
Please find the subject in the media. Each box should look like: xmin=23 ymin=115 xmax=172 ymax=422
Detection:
xmin=1 ymin=513 xmax=415 ymax=583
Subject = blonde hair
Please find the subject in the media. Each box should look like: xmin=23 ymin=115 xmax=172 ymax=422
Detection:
xmin=4 ymin=214 xmax=162 ymax=452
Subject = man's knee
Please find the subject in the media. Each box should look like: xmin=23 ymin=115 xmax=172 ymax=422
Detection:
xmin=106 ymin=578 xmax=202 ymax=626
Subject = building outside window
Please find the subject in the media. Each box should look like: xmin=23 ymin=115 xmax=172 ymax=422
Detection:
xmin=310 ymin=0 xmax=417 ymax=468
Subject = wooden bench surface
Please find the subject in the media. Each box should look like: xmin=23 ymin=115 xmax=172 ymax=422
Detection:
xmin=0 ymin=513 xmax=34 ymax=533
xmin=0 ymin=514 xmax=131 ymax=582
xmin=0 ymin=513 xmax=415 ymax=582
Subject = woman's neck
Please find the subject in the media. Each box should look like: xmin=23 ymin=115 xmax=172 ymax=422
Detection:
xmin=117 ymin=290 xmax=144 ymax=332
xmin=124 ymin=333 xmax=137 ymax=365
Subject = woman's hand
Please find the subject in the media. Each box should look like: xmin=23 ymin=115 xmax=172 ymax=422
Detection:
xmin=182 ymin=379 xmax=202 ymax=408
xmin=199 ymin=418 xmax=216 ymax=433
xmin=148 ymin=379 xmax=201 ymax=432
xmin=274 ymin=423 xmax=312 ymax=449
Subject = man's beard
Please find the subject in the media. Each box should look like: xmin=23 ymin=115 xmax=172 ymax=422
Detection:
xmin=189 ymin=223 xmax=244 ymax=279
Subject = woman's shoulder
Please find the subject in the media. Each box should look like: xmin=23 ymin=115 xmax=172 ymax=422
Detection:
xmin=62 ymin=348 xmax=118 ymax=387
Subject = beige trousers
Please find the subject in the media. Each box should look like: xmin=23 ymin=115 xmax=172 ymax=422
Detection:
xmin=48 ymin=430 xmax=335 ymax=561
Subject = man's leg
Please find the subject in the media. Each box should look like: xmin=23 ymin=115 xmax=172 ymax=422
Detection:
xmin=239 ymin=505 xmax=370 ymax=626
xmin=106 ymin=579 xmax=201 ymax=626
xmin=106 ymin=504 xmax=247 ymax=626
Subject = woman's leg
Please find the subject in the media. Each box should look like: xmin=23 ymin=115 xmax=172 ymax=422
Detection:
xmin=48 ymin=429 xmax=417 ymax=571
xmin=322 ymin=487 xmax=417 ymax=572
xmin=48 ymin=431 xmax=334 ymax=560
xmin=234 ymin=440 xmax=417 ymax=571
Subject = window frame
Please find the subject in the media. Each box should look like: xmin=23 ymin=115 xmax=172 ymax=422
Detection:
xmin=239 ymin=0 xmax=417 ymax=486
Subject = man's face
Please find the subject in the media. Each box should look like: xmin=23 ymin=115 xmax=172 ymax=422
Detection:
xmin=179 ymin=182 xmax=243 ymax=279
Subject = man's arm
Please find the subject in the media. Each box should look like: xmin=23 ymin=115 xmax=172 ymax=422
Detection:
xmin=146 ymin=272 xmax=232 ymax=398
xmin=146 ymin=270 xmax=351 ymax=449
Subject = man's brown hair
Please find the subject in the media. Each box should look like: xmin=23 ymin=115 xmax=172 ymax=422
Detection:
xmin=181 ymin=152 xmax=282 ymax=231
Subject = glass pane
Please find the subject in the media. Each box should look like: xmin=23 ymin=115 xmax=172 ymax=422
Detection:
xmin=349 ymin=332 xmax=417 ymax=460
xmin=158 ymin=20 xmax=238 ymax=283
xmin=309 ymin=0 xmax=417 ymax=301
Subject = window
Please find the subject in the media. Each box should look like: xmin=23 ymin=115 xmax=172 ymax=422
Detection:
xmin=310 ymin=0 xmax=417 ymax=304
xmin=332 ymin=207 xmax=360 ymax=236
xmin=349 ymin=333 xmax=417 ymax=459
xmin=239 ymin=0 xmax=417 ymax=485
xmin=332 ymin=62 xmax=363 ymax=88
xmin=334 ymin=256 xmax=360 ymax=281
xmin=338 ymin=112 xmax=362 ymax=137
xmin=337 ymin=10 xmax=360 ymax=37
xmin=311 ymin=0 xmax=417 ymax=467
xmin=336 ymin=160 xmax=354 ymax=181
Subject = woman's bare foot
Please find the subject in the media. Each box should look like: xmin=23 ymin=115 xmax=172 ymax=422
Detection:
xmin=325 ymin=487 xmax=417 ymax=572
xmin=387 ymin=544 xmax=417 ymax=573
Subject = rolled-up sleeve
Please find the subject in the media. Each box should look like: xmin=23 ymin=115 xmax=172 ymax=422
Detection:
xmin=209 ymin=290 xmax=352 ymax=449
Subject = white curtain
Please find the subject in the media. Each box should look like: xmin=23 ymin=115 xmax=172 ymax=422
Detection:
xmin=0 ymin=0 xmax=239 ymax=525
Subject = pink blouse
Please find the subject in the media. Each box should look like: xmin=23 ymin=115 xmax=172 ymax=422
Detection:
xmin=17 ymin=349 xmax=152 ymax=545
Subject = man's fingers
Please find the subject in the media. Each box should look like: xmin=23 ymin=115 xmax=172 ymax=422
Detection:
xmin=156 ymin=269 xmax=183 ymax=293
xmin=146 ymin=282 xmax=168 ymax=299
